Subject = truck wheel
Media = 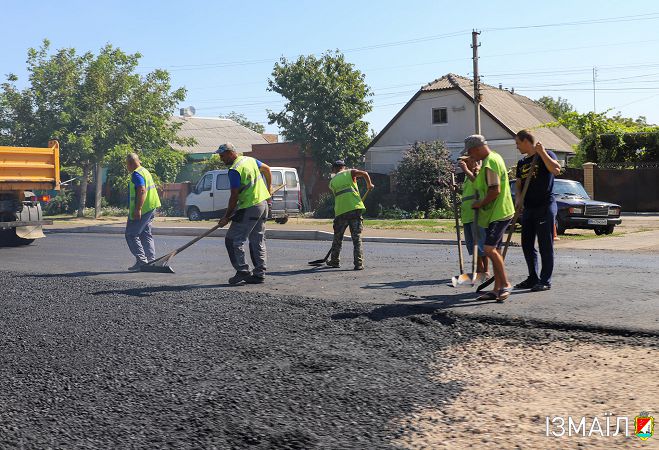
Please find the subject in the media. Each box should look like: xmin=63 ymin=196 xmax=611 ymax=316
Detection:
xmin=187 ymin=207 xmax=201 ymax=221
xmin=604 ymin=224 xmax=615 ymax=235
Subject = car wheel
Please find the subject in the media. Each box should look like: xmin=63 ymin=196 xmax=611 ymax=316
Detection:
xmin=187 ymin=206 xmax=201 ymax=221
xmin=594 ymin=227 xmax=605 ymax=235
xmin=604 ymin=224 xmax=615 ymax=235
xmin=275 ymin=216 xmax=289 ymax=225
xmin=556 ymin=219 xmax=567 ymax=235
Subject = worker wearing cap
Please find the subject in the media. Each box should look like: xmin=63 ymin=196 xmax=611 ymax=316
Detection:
xmin=216 ymin=142 xmax=272 ymax=285
xmin=125 ymin=152 xmax=161 ymax=271
xmin=327 ymin=160 xmax=374 ymax=270
xmin=464 ymin=135 xmax=515 ymax=302
xmin=458 ymin=155 xmax=488 ymax=277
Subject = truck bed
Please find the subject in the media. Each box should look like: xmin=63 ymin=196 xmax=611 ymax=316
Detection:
xmin=0 ymin=141 xmax=61 ymax=191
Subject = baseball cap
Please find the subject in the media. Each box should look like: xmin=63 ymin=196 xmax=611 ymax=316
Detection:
xmin=216 ymin=142 xmax=236 ymax=154
xmin=462 ymin=134 xmax=487 ymax=155
xmin=332 ymin=159 xmax=346 ymax=168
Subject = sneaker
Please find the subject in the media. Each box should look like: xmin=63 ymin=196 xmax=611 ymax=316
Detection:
xmin=326 ymin=260 xmax=340 ymax=268
xmin=531 ymin=283 xmax=551 ymax=292
xmin=354 ymin=265 xmax=364 ymax=271
xmin=127 ymin=261 xmax=146 ymax=272
xmin=245 ymin=274 xmax=265 ymax=284
xmin=514 ymin=278 xmax=538 ymax=289
xmin=228 ymin=271 xmax=251 ymax=285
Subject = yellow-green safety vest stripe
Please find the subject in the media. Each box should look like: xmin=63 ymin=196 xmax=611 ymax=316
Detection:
xmin=129 ymin=166 xmax=161 ymax=219
xmin=230 ymin=155 xmax=270 ymax=210
xmin=329 ymin=170 xmax=365 ymax=217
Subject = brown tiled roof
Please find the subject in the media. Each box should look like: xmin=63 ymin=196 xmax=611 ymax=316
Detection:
xmin=421 ymin=73 xmax=579 ymax=152
xmin=171 ymin=116 xmax=268 ymax=154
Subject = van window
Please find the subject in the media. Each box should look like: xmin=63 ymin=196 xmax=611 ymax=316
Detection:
xmin=271 ymin=171 xmax=283 ymax=187
xmin=216 ymin=173 xmax=230 ymax=190
xmin=285 ymin=171 xmax=298 ymax=188
xmin=200 ymin=174 xmax=213 ymax=192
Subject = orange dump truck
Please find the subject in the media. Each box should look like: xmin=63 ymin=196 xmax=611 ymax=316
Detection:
xmin=0 ymin=140 xmax=60 ymax=245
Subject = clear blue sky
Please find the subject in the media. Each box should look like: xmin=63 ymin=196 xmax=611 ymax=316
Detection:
xmin=3 ymin=0 xmax=659 ymax=135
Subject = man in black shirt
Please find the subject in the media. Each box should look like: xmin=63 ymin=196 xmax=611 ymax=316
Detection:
xmin=514 ymin=129 xmax=562 ymax=291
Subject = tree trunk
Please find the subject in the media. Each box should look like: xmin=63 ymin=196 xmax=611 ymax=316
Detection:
xmin=77 ymin=164 xmax=90 ymax=218
xmin=94 ymin=161 xmax=103 ymax=219
xmin=298 ymin=145 xmax=311 ymax=211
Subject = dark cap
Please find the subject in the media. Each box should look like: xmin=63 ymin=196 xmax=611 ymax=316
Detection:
xmin=216 ymin=142 xmax=236 ymax=154
xmin=332 ymin=160 xmax=346 ymax=168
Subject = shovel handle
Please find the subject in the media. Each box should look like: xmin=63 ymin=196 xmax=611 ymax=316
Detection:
xmin=451 ymin=173 xmax=464 ymax=274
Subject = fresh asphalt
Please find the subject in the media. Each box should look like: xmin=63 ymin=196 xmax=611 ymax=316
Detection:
xmin=2 ymin=232 xmax=658 ymax=334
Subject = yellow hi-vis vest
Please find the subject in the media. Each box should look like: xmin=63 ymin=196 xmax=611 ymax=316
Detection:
xmin=329 ymin=169 xmax=365 ymax=217
xmin=230 ymin=155 xmax=271 ymax=210
xmin=129 ymin=166 xmax=161 ymax=220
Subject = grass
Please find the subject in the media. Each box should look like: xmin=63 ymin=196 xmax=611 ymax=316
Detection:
xmin=304 ymin=218 xmax=457 ymax=233
xmin=557 ymin=232 xmax=625 ymax=241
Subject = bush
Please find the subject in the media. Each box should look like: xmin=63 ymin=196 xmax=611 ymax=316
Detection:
xmin=159 ymin=198 xmax=184 ymax=217
xmin=426 ymin=207 xmax=454 ymax=219
xmin=377 ymin=206 xmax=410 ymax=219
xmin=82 ymin=206 xmax=129 ymax=217
xmin=43 ymin=190 xmax=78 ymax=216
xmin=313 ymin=193 xmax=335 ymax=218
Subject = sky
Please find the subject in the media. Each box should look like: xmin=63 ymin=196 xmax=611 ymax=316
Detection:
xmin=3 ymin=0 xmax=659 ymax=136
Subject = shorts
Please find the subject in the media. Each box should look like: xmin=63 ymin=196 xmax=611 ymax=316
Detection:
xmin=484 ymin=218 xmax=512 ymax=248
xmin=463 ymin=222 xmax=486 ymax=256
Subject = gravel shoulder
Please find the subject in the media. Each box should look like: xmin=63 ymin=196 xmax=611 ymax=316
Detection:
xmin=1 ymin=271 xmax=657 ymax=449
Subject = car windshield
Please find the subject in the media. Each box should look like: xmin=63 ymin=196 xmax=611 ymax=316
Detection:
xmin=553 ymin=180 xmax=590 ymax=199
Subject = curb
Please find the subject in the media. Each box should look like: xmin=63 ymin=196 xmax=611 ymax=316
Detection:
xmin=45 ymin=225 xmax=470 ymax=246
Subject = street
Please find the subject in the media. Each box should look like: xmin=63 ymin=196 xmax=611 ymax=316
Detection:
xmin=3 ymin=233 xmax=659 ymax=334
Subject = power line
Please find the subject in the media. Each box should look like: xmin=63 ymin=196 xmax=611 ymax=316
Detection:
xmin=483 ymin=12 xmax=659 ymax=32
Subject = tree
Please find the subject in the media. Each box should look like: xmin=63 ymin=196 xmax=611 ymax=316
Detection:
xmin=219 ymin=111 xmax=265 ymax=134
xmin=391 ymin=141 xmax=454 ymax=214
xmin=267 ymin=50 xmax=373 ymax=204
xmin=537 ymin=96 xmax=575 ymax=120
xmin=0 ymin=40 xmax=191 ymax=217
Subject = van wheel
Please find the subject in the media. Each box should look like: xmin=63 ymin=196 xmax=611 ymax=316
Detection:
xmin=187 ymin=207 xmax=201 ymax=221
xmin=275 ymin=217 xmax=289 ymax=225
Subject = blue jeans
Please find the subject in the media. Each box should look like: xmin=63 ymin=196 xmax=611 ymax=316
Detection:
xmin=125 ymin=210 xmax=156 ymax=264
xmin=521 ymin=201 xmax=557 ymax=285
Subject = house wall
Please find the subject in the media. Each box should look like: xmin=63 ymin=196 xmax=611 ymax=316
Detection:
xmin=366 ymin=90 xmax=521 ymax=174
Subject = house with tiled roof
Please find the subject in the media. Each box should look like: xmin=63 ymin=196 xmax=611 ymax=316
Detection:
xmin=171 ymin=115 xmax=269 ymax=182
xmin=365 ymin=73 xmax=579 ymax=174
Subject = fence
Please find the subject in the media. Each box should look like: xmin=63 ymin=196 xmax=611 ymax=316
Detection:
xmin=159 ymin=182 xmax=191 ymax=216
xmin=559 ymin=164 xmax=659 ymax=212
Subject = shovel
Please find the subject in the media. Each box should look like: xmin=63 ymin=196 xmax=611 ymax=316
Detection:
xmin=308 ymin=188 xmax=371 ymax=266
xmin=476 ymin=155 xmax=539 ymax=291
xmin=142 ymin=184 xmax=285 ymax=274
xmin=452 ymin=191 xmax=480 ymax=287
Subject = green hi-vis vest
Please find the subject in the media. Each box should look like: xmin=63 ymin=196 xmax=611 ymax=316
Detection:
xmin=460 ymin=178 xmax=477 ymax=224
xmin=329 ymin=169 xmax=365 ymax=217
xmin=129 ymin=166 xmax=161 ymax=220
xmin=474 ymin=151 xmax=515 ymax=229
xmin=230 ymin=155 xmax=271 ymax=210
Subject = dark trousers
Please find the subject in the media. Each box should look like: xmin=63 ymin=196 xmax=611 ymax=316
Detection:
xmin=520 ymin=201 xmax=557 ymax=286
xmin=330 ymin=210 xmax=363 ymax=267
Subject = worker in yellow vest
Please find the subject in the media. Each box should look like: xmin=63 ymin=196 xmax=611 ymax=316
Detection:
xmin=217 ymin=142 xmax=272 ymax=285
xmin=125 ymin=153 xmax=161 ymax=271
xmin=327 ymin=160 xmax=374 ymax=270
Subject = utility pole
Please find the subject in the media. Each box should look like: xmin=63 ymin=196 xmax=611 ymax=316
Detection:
xmin=471 ymin=30 xmax=482 ymax=134
xmin=592 ymin=66 xmax=597 ymax=113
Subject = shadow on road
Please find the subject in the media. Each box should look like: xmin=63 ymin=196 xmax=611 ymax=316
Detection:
xmin=20 ymin=271 xmax=129 ymax=277
xmin=91 ymin=283 xmax=237 ymax=298
xmin=267 ymin=266 xmax=353 ymax=277
xmin=361 ymin=278 xmax=452 ymax=290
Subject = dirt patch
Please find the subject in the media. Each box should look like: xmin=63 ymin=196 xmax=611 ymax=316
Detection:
xmin=394 ymin=337 xmax=659 ymax=449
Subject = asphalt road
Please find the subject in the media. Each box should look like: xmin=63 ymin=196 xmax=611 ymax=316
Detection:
xmin=2 ymin=233 xmax=658 ymax=334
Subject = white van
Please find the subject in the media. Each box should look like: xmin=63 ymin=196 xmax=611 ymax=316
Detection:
xmin=185 ymin=167 xmax=301 ymax=224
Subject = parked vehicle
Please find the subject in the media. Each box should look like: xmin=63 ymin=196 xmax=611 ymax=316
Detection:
xmin=510 ymin=178 xmax=622 ymax=235
xmin=0 ymin=141 xmax=60 ymax=246
xmin=185 ymin=167 xmax=302 ymax=224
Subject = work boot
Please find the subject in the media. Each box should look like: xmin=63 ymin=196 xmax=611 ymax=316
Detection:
xmin=530 ymin=283 xmax=551 ymax=292
xmin=229 ymin=271 xmax=251 ymax=285
xmin=127 ymin=261 xmax=146 ymax=272
xmin=245 ymin=274 xmax=265 ymax=284
xmin=326 ymin=260 xmax=340 ymax=268
xmin=354 ymin=264 xmax=364 ymax=271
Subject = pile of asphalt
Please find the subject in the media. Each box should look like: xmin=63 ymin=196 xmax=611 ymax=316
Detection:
xmin=0 ymin=271 xmax=649 ymax=449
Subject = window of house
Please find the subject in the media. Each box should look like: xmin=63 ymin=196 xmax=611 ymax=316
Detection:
xmin=432 ymin=108 xmax=448 ymax=125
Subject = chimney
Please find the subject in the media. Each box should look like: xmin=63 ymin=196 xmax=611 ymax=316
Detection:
xmin=499 ymin=83 xmax=503 ymax=90
xmin=511 ymin=87 xmax=515 ymax=94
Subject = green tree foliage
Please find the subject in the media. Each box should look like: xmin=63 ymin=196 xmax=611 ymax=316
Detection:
xmin=391 ymin=141 xmax=453 ymax=214
xmin=219 ymin=111 xmax=265 ymax=134
xmin=267 ymin=50 xmax=373 ymax=201
xmin=537 ymin=96 xmax=575 ymax=120
xmin=201 ymin=154 xmax=227 ymax=172
xmin=0 ymin=39 xmax=191 ymax=217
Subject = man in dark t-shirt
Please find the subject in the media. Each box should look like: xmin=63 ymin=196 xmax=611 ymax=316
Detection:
xmin=514 ymin=129 xmax=562 ymax=291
